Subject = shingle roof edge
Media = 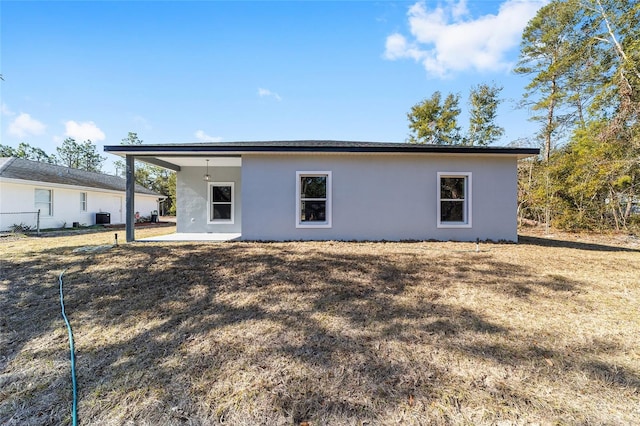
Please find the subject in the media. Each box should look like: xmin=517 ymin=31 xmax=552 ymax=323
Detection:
xmin=0 ymin=157 xmax=164 ymax=196
xmin=104 ymin=140 xmax=540 ymax=156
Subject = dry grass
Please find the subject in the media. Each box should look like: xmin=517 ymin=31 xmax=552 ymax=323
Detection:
xmin=1 ymin=226 xmax=639 ymax=425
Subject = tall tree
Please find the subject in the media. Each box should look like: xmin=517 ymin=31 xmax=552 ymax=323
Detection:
xmin=516 ymin=0 xmax=640 ymax=157
xmin=56 ymin=138 xmax=105 ymax=172
xmin=115 ymin=132 xmax=176 ymax=214
xmin=466 ymin=83 xmax=505 ymax=146
xmin=166 ymin=172 xmax=177 ymax=216
xmin=408 ymin=86 xmax=506 ymax=146
xmin=407 ymin=91 xmax=461 ymax=144
xmin=587 ymin=0 xmax=640 ymax=144
xmin=114 ymin=132 xmax=144 ymax=178
xmin=515 ymin=0 xmax=585 ymax=161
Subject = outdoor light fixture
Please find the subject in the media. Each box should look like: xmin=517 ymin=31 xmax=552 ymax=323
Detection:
xmin=203 ymin=159 xmax=211 ymax=181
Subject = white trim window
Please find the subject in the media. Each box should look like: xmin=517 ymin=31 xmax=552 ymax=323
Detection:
xmin=296 ymin=171 xmax=332 ymax=228
xmin=80 ymin=192 xmax=88 ymax=212
xmin=208 ymin=182 xmax=234 ymax=224
xmin=437 ymin=172 xmax=472 ymax=228
xmin=35 ymin=188 xmax=53 ymax=216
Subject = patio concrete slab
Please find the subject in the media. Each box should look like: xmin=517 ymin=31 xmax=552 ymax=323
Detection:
xmin=138 ymin=233 xmax=241 ymax=242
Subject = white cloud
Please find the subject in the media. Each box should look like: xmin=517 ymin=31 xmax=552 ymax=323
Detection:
xmin=384 ymin=0 xmax=544 ymax=77
xmin=64 ymin=120 xmax=106 ymax=141
xmin=195 ymin=130 xmax=222 ymax=142
xmin=384 ymin=33 xmax=426 ymax=62
xmin=1 ymin=103 xmax=15 ymax=116
xmin=8 ymin=113 xmax=46 ymax=138
xmin=258 ymin=88 xmax=282 ymax=101
xmin=451 ymin=0 xmax=470 ymax=20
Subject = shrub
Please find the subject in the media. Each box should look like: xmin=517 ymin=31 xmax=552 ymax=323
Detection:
xmin=9 ymin=223 xmax=33 ymax=233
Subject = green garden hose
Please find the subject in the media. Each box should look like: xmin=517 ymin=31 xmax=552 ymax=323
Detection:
xmin=59 ymin=269 xmax=78 ymax=426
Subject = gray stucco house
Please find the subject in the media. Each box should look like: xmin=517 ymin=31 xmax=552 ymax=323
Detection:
xmin=104 ymin=141 xmax=538 ymax=242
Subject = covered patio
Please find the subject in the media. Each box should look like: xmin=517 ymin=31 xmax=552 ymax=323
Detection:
xmin=103 ymin=145 xmax=243 ymax=242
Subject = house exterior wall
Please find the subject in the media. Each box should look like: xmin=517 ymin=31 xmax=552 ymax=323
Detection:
xmin=0 ymin=180 xmax=159 ymax=231
xmin=240 ymin=153 xmax=518 ymax=242
xmin=176 ymin=166 xmax=242 ymax=233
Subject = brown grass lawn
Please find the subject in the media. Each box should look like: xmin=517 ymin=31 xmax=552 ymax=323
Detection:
xmin=1 ymin=226 xmax=639 ymax=425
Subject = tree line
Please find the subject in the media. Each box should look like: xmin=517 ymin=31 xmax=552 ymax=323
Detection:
xmin=1 ymin=138 xmax=105 ymax=172
xmin=407 ymin=0 xmax=639 ymax=233
xmin=407 ymin=83 xmax=504 ymax=146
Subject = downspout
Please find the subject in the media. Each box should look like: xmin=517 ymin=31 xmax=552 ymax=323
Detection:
xmin=126 ymin=155 xmax=135 ymax=242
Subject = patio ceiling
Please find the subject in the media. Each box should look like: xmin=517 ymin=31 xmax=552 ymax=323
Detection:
xmin=108 ymin=155 xmax=242 ymax=171
xmin=151 ymin=156 xmax=242 ymax=169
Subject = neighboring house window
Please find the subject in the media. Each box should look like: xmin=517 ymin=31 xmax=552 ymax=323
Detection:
xmin=296 ymin=171 xmax=332 ymax=228
xmin=80 ymin=192 xmax=87 ymax=212
xmin=35 ymin=189 xmax=53 ymax=216
xmin=437 ymin=172 xmax=472 ymax=228
xmin=208 ymin=182 xmax=234 ymax=224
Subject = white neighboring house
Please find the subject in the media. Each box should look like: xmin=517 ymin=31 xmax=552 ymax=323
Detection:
xmin=0 ymin=157 xmax=165 ymax=232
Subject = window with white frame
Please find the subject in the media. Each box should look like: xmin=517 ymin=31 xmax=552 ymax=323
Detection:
xmin=296 ymin=171 xmax=332 ymax=228
xmin=80 ymin=192 xmax=87 ymax=212
xmin=437 ymin=172 xmax=472 ymax=228
xmin=208 ymin=182 xmax=234 ymax=223
xmin=35 ymin=189 xmax=53 ymax=216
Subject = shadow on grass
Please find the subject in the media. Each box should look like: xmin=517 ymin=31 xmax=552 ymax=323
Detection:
xmin=519 ymin=235 xmax=640 ymax=252
xmin=0 ymin=241 xmax=635 ymax=424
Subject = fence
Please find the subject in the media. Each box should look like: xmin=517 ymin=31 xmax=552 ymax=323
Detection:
xmin=0 ymin=210 xmax=40 ymax=234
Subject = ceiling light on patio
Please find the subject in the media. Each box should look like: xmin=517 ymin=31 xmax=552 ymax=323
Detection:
xmin=203 ymin=159 xmax=211 ymax=181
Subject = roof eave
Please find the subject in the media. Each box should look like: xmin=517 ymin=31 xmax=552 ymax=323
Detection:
xmin=104 ymin=144 xmax=540 ymax=157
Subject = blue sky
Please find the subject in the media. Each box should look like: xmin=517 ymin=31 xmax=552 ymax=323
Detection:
xmin=1 ymin=0 xmax=544 ymax=172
